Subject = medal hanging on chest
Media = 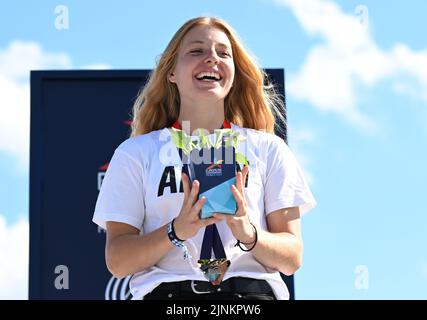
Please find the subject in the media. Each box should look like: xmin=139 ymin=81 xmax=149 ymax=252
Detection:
xmin=169 ymin=119 xmax=233 ymax=285
xmin=198 ymin=224 xmax=230 ymax=285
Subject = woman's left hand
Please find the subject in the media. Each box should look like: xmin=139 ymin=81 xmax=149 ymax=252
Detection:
xmin=213 ymin=165 xmax=256 ymax=244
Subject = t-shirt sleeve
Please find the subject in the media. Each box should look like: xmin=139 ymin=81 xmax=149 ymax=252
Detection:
xmin=264 ymin=136 xmax=317 ymax=216
xmin=92 ymin=148 xmax=145 ymax=231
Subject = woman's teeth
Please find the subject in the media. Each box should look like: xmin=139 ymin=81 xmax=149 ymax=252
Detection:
xmin=195 ymin=71 xmax=222 ymax=81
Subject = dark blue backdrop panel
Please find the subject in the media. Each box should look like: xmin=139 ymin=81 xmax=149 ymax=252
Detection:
xmin=29 ymin=69 xmax=292 ymax=300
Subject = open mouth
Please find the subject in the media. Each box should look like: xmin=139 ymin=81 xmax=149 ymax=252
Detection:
xmin=195 ymin=71 xmax=223 ymax=82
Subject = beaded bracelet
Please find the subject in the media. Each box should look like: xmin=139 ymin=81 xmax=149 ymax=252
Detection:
xmin=167 ymin=219 xmax=191 ymax=260
xmin=235 ymin=222 xmax=258 ymax=252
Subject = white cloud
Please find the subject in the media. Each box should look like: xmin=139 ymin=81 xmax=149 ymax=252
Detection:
xmin=0 ymin=41 xmax=72 ymax=82
xmin=0 ymin=40 xmax=110 ymax=171
xmin=0 ymin=215 xmax=29 ymax=299
xmin=0 ymin=74 xmax=30 ymax=169
xmin=274 ymin=0 xmax=427 ymax=131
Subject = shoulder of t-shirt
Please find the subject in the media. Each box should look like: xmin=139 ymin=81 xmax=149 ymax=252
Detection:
xmin=231 ymin=122 xmax=288 ymax=153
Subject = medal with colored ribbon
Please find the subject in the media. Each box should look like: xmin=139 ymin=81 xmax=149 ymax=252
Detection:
xmin=170 ymin=119 xmax=232 ymax=285
xmin=198 ymin=224 xmax=230 ymax=285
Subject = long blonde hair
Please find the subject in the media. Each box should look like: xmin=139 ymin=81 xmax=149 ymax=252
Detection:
xmin=130 ymin=16 xmax=286 ymax=137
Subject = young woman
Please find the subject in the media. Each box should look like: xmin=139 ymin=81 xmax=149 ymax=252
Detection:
xmin=93 ymin=16 xmax=316 ymax=300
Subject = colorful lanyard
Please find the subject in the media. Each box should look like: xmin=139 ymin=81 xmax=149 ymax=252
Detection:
xmin=171 ymin=119 xmax=231 ymax=283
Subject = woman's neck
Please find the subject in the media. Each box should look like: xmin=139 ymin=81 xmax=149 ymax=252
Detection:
xmin=177 ymin=100 xmax=226 ymax=135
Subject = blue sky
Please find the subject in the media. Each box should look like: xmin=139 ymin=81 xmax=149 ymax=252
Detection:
xmin=1 ymin=0 xmax=427 ymax=299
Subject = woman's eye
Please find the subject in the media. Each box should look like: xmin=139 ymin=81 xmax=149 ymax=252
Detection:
xmin=188 ymin=49 xmax=231 ymax=57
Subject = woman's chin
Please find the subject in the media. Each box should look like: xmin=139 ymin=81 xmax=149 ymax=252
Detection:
xmin=194 ymin=79 xmax=221 ymax=88
xmin=190 ymin=90 xmax=228 ymax=103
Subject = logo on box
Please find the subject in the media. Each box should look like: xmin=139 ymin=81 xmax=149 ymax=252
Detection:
xmin=206 ymin=160 xmax=224 ymax=176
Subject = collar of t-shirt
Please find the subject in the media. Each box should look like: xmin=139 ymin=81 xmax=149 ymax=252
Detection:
xmin=171 ymin=119 xmax=231 ymax=130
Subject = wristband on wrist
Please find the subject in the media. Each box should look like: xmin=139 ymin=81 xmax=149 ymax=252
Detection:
xmin=167 ymin=219 xmax=191 ymax=260
xmin=235 ymin=222 xmax=258 ymax=252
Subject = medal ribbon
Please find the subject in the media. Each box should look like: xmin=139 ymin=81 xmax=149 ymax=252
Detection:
xmin=171 ymin=119 xmax=231 ymax=283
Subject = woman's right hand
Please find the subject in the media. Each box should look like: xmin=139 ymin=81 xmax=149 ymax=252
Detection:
xmin=173 ymin=172 xmax=220 ymax=240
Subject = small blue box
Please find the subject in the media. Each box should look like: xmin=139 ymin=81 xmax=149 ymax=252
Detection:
xmin=188 ymin=145 xmax=237 ymax=219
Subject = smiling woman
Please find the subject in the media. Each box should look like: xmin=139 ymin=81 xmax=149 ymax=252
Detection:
xmin=130 ymin=16 xmax=286 ymax=136
xmin=168 ymin=25 xmax=235 ymax=127
xmin=92 ymin=16 xmax=317 ymax=300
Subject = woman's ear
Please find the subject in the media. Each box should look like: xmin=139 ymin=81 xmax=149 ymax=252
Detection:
xmin=169 ymin=72 xmax=176 ymax=83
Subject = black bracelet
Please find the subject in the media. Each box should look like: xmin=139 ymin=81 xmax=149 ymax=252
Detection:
xmin=167 ymin=219 xmax=191 ymax=260
xmin=167 ymin=218 xmax=185 ymax=244
xmin=235 ymin=222 xmax=258 ymax=252
xmin=172 ymin=219 xmax=185 ymax=242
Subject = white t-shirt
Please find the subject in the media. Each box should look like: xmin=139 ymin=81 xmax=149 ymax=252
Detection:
xmin=93 ymin=122 xmax=317 ymax=300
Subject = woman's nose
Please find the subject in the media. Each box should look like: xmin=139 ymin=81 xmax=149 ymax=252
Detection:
xmin=204 ymin=51 xmax=219 ymax=65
